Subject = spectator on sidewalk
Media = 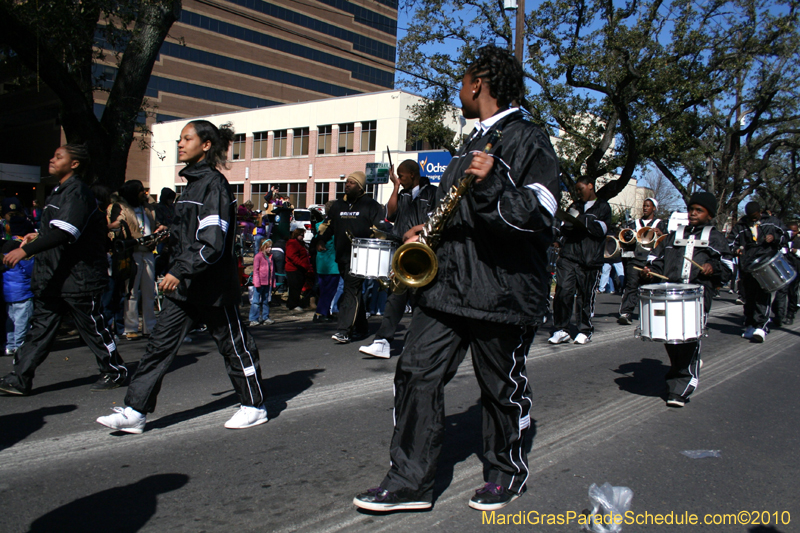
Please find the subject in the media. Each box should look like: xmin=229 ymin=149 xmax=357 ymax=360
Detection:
xmin=249 ymin=239 xmax=276 ymax=326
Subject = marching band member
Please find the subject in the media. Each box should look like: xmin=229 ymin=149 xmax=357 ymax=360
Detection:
xmin=96 ymin=120 xmax=267 ymax=433
xmin=641 ymin=192 xmax=732 ymax=407
xmin=617 ymin=198 xmax=666 ymax=324
xmin=729 ymin=202 xmax=785 ymax=342
xmin=549 ymin=176 xmax=612 ymax=345
xmin=359 ymin=160 xmax=437 ymax=359
xmin=785 ymin=221 xmax=800 ymax=325
xmin=353 ymin=45 xmax=559 ymax=512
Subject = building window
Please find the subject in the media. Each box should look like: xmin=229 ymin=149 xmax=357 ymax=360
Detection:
xmin=273 ymin=130 xmax=288 ymax=158
xmin=364 ymin=183 xmax=377 ymax=198
xmin=318 ymin=125 xmax=333 ymax=154
xmin=232 ymin=134 xmax=246 ymax=160
xmin=251 ymin=183 xmax=275 ymax=209
xmin=335 ymin=181 xmax=346 ymax=199
xmin=175 ymin=141 xmax=181 ymax=164
xmin=293 ymin=127 xmax=310 ymax=156
xmin=361 ymin=120 xmax=377 ymax=152
xmin=253 ymin=131 xmax=269 ymax=159
xmin=273 ymin=182 xmax=307 ymax=208
xmin=338 ymin=123 xmax=355 ymax=153
xmin=175 ymin=184 xmax=186 ymax=197
xmin=230 ymin=183 xmax=244 ymax=207
xmin=314 ymin=182 xmax=329 ymax=205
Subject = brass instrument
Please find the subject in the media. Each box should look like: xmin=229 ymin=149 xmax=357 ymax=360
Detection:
xmin=606 ymin=224 xmax=664 ymax=261
xmin=618 ymin=228 xmax=636 ymax=246
xmin=389 ymin=130 xmax=503 ymax=293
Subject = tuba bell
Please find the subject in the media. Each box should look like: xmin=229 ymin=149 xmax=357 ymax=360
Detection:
xmin=618 ymin=228 xmax=636 ymax=246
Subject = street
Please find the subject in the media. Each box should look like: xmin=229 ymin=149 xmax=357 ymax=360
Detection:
xmin=0 ymin=292 xmax=797 ymax=533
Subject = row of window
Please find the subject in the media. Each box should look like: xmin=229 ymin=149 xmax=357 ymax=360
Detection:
xmin=214 ymin=0 xmax=396 ymax=61
xmin=222 ymin=121 xmax=377 ymax=161
xmin=180 ymin=11 xmax=394 ymax=88
xmin=175 ymin=181 xmax=377 ymax=208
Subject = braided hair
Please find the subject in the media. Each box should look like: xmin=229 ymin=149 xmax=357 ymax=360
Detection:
xmin=466 ymin=45 xmax=525 ymax=109
xmin=187 ymin=120 xmax=235 ymax=169
xmin=63 ymin=142 xmax=91 ymax=180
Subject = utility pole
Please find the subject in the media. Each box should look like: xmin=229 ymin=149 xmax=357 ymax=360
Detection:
xmin=515 ymin=0 xmax=525 ymax=64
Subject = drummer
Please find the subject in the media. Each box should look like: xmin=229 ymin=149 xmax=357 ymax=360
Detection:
xmin=641 ymin=191 xmax=732 ymax=407
xmin=316 ymin=171 xmax=386 ymax=344
xmin=729 ymin=202 xmax=786 ymax=342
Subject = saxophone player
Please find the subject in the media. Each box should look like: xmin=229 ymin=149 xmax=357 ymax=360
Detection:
xmin=354 ymin=45 xmax=560 ymax=513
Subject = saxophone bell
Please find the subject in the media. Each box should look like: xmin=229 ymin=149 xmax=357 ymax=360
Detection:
xmin=391 ymin=241 xmax=439 ymax=289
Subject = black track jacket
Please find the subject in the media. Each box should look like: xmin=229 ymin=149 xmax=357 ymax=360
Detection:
xmin=167 ymin=161 xmax=240 ymax=307
xmin=28 ymin=176 xmax=109 ymax=297
xmin=558 ymin=197 xmax=612 ymax=269
xmin=729 ymin=214 xmax=786 ymax=272
xmin=415 ymin=110 xmax=560 ymax=326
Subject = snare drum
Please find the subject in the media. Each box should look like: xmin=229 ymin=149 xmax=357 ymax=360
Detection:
xmin=349 ymin=238 xmax=397 ymax=279
xmin=749 ymin=252 xmax=797 ymax=292
xmin=637 ymin=283 xmax=705 ymax=344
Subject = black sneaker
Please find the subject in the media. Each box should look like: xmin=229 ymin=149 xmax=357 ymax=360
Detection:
xmin=350 ymin=331 xmax=369 ymax=342
xmin=353 ymin=487 xmax=431 ymax=511
xmin=90 ymin=374 xmax=123 ymax=392
xmin=617 ymin=314 xmax=632 ymax=325
xmin=468 ymin=483 xmax=522 ymax=511
xmin=0 ymin=374 xmax=28 ymax=396
xmin=331 ymin=332 xmax=350 ymax=344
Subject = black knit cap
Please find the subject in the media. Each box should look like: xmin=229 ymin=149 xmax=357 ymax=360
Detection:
xmin=744 ymin=201 xmax=761 ymax=216
xmin=688 ymin=191 xmax=717 ymax=217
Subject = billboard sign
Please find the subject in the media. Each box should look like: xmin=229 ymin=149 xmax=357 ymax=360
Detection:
xmin=418 ymin=151 xmax=452 ymax=183
xmin=365 ymin=162 xmax=390 ymax=184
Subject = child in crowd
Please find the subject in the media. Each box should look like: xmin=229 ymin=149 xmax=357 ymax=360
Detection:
xmin=250 ymin=239 xmax=276 ymax=326
xmin=642 ymin=191 xmax=733 ymax=407
xmin=3 ymin=238 xmax=35 ymax=357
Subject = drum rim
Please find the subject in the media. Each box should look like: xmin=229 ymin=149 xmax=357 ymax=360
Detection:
xmin=351 ymin=237 xmax=398 ymax=249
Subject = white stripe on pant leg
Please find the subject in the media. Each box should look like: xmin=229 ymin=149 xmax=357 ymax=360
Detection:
xmin=89 ymin=298 xmax=126 ymax=379
xmin=505 ymin=330 xmax=531 ymax=492
xmin=224 ymin=305 xmax=262 ymax=406
xmin=679 ymin=340 xmax=701 ymax=398
xmin=587 ymin=271 xmax=600 ymax=338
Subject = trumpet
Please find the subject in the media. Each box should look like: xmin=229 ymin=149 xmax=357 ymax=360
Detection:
xmin=388 ymin=130 xmax=503 ymax=293
xmin=114 ymin=229 xmax=171 ymax=254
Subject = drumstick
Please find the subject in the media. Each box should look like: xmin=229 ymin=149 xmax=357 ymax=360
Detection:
xmin=633 ymin=266 xmax=669 ymax=280
xmin=687 ymin=257 xmax=706 ymax=270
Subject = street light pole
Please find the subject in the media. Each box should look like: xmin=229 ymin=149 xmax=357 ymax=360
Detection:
xmin=515 ymin=0 xmax=525 ymax=64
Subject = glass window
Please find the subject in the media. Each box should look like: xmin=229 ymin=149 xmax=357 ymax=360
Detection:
xmin=175 ymin=141 xmax=181 ymax=164
xmin=253 ymin=131 xmax=269 ymax=159
xmin=232 ymin=134 xmax=246 ymax=160
xmin=175 ymin=184 xmax=186 ymax=197
xmin=293 ymin=127 xmax=309 ymax=156
xmin=317 ymin=125 xmax=332 ymax=154
xmin=273 ymin=130 xmax=288 ymax=157
xmin=251 ymin=183 xmax=275 ymax=209
xmin=273 ymin=182 xmax=307 ymax=208
xmin=338 ymin=123 xmax=355 ymax=153
xmin=361 ymin=120 xmax=377 ymax=152
xmin=315 ymin=182 xmax=329 ymax=205
xmin=335 ymin=181 xmax=346 ymax=199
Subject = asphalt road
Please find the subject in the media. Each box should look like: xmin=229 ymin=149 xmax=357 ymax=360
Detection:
xmin=0 ymin=292 xmax=797 ymax=533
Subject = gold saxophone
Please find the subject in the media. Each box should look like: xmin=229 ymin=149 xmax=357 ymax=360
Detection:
xmin=388 ymin=130 xmax=503 ymax=293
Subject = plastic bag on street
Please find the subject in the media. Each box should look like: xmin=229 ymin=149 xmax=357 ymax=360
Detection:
xmin=582 ymin=482 xmax=633 ymax=533
xmin=680 ymin=450 xmax=721 ymax=459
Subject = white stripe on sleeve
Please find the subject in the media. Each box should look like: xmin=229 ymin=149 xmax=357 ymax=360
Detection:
xmin=526 ymin=183 xmax=558 ymax=216
xmin=51 ymin=220 xmax=80 ymax=239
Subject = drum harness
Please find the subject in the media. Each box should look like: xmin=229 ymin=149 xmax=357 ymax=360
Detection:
xmin=674 ymin=225 xmax=713 ymax=284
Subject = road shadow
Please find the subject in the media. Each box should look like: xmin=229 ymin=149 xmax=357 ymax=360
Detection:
xmin=27 ymin=473 xmax=189 ymax=533
xmin=262 ymin=368 xmax=325 ymax=419
xmin=0 ymin=404 xmax=77 ymax=450
xmin=749 ymin=527 xmax=786 ymax=533
xmin=430 ymin=402 xmax=536 ymax=503
xmin=613 ymin=358 xmax=671 ymax=397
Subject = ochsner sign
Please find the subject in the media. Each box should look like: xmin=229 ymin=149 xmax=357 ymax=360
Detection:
xmin=418 ymin=151 xmax=452 ymax=184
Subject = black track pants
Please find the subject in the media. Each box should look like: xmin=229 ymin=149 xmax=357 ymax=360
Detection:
xmin=553 ymin=257 xmax=599 ymax=336
xmin=664 ymin=340 xmax=701 ymax=400
xmin=742 ymin=273 xmax=772 ymax=329
xmin=381 ymin=306 xmax=535 ymax=501
xmin=9 ymin=294 xmax=127 ymax=392
xmin=125 ymin=297 xmax=264 ymax=414
xmin=336 ymin=271 xmax=368 ymax=337
xmin=374 ymin=290 xmax=410 ymax=342
xmin=619 ymin=260 xmax=646 ymax=317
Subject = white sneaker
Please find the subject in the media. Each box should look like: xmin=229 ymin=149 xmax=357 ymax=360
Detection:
xmin=96 ymin=407 xmax=146 ymax=434
xmin=548 ymin=330 xmax=571 ymax=344
xmin=573 ymin=333 xmax=590 ymax=344
xmin=359 ymin=339 xmax=390 ymax=359
xmin=262 ymin=318 xmax=275 ymax=325
xmin=752 ymin=328 xmax=766 ymax=343
xmin=742 ymin=326 xmax=755 ymax=339
xmin=224 ymin=404 xmax=268 ymax=429
xmin=291 ymin=306 xmax=304 ymax=313
xmin=249 ymin=321 xmax=260 ymax=327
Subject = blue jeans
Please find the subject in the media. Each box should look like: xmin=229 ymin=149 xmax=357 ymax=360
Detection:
xmin=253 ymin=234 xmax=265 ymax=255
xmin=249 ymin=286 xmax=272 ymax=322
xmin=331 ymin=276 xmax=345 ymax=314
xmin=6 ymin=299 xmax=33 ymax=350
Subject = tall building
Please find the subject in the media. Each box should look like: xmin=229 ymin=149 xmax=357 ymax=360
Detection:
xmin=0 ymin=0 xmax=398 ymax=202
